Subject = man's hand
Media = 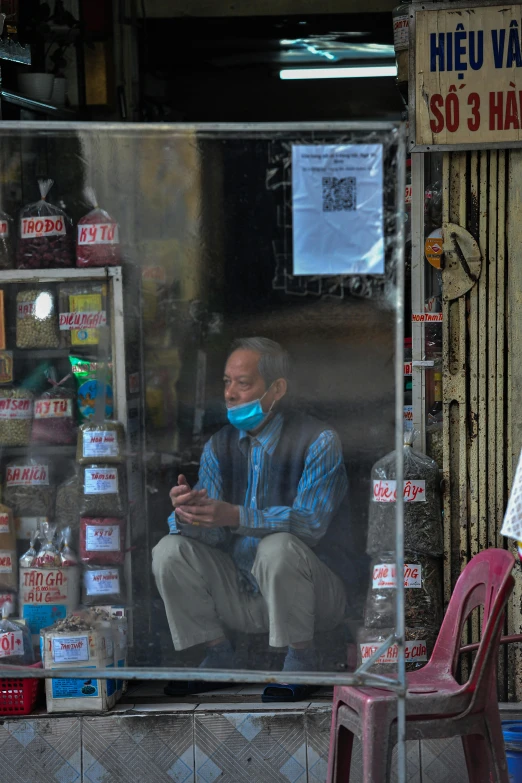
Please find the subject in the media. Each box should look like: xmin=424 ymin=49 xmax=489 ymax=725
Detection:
xmin=169 ymin=474 xmax=207 ymax=510
xmin=176 ymin=498 xmax=240 ymax=529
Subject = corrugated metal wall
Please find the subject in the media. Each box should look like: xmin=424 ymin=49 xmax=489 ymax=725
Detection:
xmin=442 ymin=150 xmax=522 ymax=699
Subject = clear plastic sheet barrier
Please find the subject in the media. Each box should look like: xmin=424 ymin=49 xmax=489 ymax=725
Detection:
xmin=0 ymin=123 xmax=405 ymax=692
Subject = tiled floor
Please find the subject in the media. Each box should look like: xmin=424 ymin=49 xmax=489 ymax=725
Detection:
xmin=0 ymin=688 xmax=518 ymax=782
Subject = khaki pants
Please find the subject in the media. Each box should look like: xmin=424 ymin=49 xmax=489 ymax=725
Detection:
xmin=152 ymin=532 xmax=347 ymax=650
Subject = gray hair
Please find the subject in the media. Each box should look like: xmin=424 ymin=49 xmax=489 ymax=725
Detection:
xmin=228 ymin=337 xmax=290 ymax=387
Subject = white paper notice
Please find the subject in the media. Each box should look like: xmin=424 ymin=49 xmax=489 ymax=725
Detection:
xmin=292 ymin=144 xmax=384 ymax=276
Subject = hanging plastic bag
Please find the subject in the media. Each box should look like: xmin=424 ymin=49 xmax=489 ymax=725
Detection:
xmin=76 ymin=187 xmax=120 ymax=268
xmin=33 ymin=522 xmax=61 ymax=568
xmin=17 ymin=179 xmax=74 ymax=269
xmin=32 ymin=370 xmax=76 ymax=445
xmin=60 ymin=526 xmax=78 ymax=567
xmin=19 ymin=530 xmax=38 ymax=568
xmin=0 ymin=204 xmax=14 ymax=269
xmin=367 ymin=430 xmax=443 ymax=557
xmin=0 ymin=605 xmax=34 ymax=665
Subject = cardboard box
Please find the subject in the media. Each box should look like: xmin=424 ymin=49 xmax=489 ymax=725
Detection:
xmin=43 ymin=626 xmax=116 ymax=713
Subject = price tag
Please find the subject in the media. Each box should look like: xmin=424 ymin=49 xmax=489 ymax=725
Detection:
xmin=52 ymin=636 xmax=89 ymax=662
xmin=21 ymin=216 xmax=66 ymax=239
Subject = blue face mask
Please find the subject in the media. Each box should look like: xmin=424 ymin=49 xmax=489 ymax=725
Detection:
xmin=227 ymin=389 xmax=274 ymax=432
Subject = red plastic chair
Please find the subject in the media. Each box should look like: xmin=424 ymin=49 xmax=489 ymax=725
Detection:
xmin=327 ymin=549 xmax=515 ymax=783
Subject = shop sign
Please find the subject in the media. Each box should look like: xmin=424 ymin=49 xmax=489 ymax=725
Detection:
xmin=414 ymin=3 xmax=522 ymax=148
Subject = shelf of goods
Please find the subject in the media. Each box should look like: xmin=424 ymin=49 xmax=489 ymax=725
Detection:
xmin=0 ymin=266 xmax=145 ymax=665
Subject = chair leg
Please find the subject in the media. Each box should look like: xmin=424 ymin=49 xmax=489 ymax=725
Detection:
xmin=484 ymin=710 xmax=510 ymax=783
xmin=360 ymin=716 xmax=393 ymax=783
xmin=462 ymin=734 xmax=494 ymax=783
xmin=330 ymin=723 xmax=355 ymax=783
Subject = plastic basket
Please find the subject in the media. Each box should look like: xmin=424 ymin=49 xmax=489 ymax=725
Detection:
xmin=0 ymin=661 xmax=43 ymax=715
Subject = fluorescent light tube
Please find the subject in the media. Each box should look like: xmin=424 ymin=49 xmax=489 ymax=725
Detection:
xmin=279 ymin=65 xmax=397 ymax=80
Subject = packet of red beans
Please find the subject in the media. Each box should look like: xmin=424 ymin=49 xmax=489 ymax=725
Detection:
xmin=32 ymin=371 xmax=76 ymax=445
xmin=17 ymin=179 xmax=74 ymax=269
xmin=60 ymin=526 xmax=78 ymax=567
xmin=33 ymin=521 xmax=61 ymax=568
xmin=76 ymin=187 xmax=120 ymax=268
xmin=79 ymin=517 xmax=126 ymax=565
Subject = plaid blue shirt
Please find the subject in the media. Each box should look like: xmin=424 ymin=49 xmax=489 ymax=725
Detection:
xmin=168 ymin=412 xmax=348 ymax=591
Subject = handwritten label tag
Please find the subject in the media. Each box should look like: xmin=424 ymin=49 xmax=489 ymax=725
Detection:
xmin=78 ymin=223 xmax=119 ymax=245
xmin=372 ymin=479 xmax=426 ymax=503
xmin=21 ymin=216 xmax=66 ymax=239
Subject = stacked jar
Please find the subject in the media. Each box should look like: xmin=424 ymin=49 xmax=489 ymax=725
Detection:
xmin=76 ymin=423 xmax=127 ymax=607
xmin=358 ymin=431 xmax=444 ymax=673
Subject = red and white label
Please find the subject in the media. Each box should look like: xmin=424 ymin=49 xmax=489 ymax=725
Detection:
xmin=78 ymin=223 xmax=119 ymax=245
xmin=393 ymin=15 xmax=409 ymax=50
xmin=0 ymin=513 xmax=10 ymax=534
xmin=21 ymin=216 xmax=66 ymax=239
xmin=86 ymin=525 xmax=120 ymax=552
xmin=403 ymin=406 xmax=413 ymax=431
xmin=0 ymin=397 xmax=32 ymax=420
xmin=360 ymin=640 xmax=427 ymax=664
xmin=412 ymin=312 xmax=443 ymax=323
xmin=84 ymin=469 xmax=118 ymax=495
xmin=0 ymin=552 xmax=13 ymax=573
xmin=372 ymin=564 xmax=423 ymax=589
xmin=85 ymin=569 xmax=120 ymax=595
xmin=35 ymin=399 xmax=72 ymax=419
xmin=404 ymin=362 xmax=412 ymax=376
xmin=405 ymin=184 xmax=412 ymax=205
xmin=0 ymin=594 xmax=14 ymax=614
xmin=0 ymin=220 xmax=9 ymax=238
xmin=83 ymin=431 xmax=119 ymax=459
xmin=59 ymin=311 xmax=107 ymax=330
xmin=0 ymin=631 xmax=23 ymax=658
xmin=16 ymin=301 xmax=37 ymax=319
xmin=52 ymin=636 xmax=89 ymax=663
xmin=372 ymin=479 xmax=426 ymax=503
xmin=142 ymin=266 xmax=166 ymax=283
xmin=7 ymin=465 xmax=48 ymax=486
xmin=128 ymin=372 xmax=140 ymax=395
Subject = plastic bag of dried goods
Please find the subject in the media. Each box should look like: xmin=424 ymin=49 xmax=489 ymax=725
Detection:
xmin=17 ymin=179 xmax=74 ymax=269
xmin=32 ymin=371 xmax=76 ymax=445
xmin=367 ymin=430 xmax=443 ymax=557
xmin=80 ymin=465 xmax=125 ymax=518
xmin=82 ymin=564 xmax=125 ymax=606
xmin=16 ymin=288 xmax=60 ymax=349
xmin=76 ymin=188 xmax=120 ymax=268
xmin=80 ymin=517 xmax=126 ymax=565
xmin=69 ymin=356 xmax=113 ymax=422
xmin=0 ymin=205 xmax=14 ymax=269
xmin=60 ymin=527 xmax=78 ymax=567
xmin=77 ymin=421 xmax=124 ymax=464
xmin=0 ymin=605 xmax=34 ymax=665
xmin=19 ymin=530 xmax=38 ymax=568
xmin=33 ymin=522 xmax=61 ymax=568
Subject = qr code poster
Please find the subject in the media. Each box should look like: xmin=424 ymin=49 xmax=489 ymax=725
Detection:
xmin=292 ymin=144 xmax=384 ymax=276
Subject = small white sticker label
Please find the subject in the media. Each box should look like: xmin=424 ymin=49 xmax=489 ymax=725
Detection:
xmin=0 ymin=513 xmax=10 ymax=534
xmin=83 ymin=432 xmax=119 ymax=459
xmin=393 ymin=15 xmax=409 ymax=51
xmin=21 ymin=216 xmax=66 ymax=239
xmin=59 ymin=311 xmax=107 ymax=330
xmin=52 ymin=636 xmax=90 ymax=663
xmin=0 ymin=397 xmax=32 ymax=419
xmin=78 ymin=223 xmax=119 ymax=245
xmin=0 ymin=552 xmax=13 ymax=573
xmin=372 ymin=479 xmax=426 ymax=503
xmin=0 ymin=631 xmax=24 ymax=658
xmin=84 ymin=469 xmax=118 ymax=495
xmin=86 ymin=525 xmax=120 ymax=552
xmin=6 ymin=465 xmax=49 ymax=486
xmin=35 ymin=399 xmax=72 ymax=419
xmin=85 ymin=569 xmax=120 ymax=595
xmin=0 ymin=220 xmax=9 ymax=238
xmin=403 ymin=405 xmax=413 ymax=431
xmin=360 ymin=640 xmax=427 ymax=664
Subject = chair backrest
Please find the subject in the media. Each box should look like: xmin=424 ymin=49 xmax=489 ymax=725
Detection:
xmin=427 ymin=549 xmax=514 ymax=711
